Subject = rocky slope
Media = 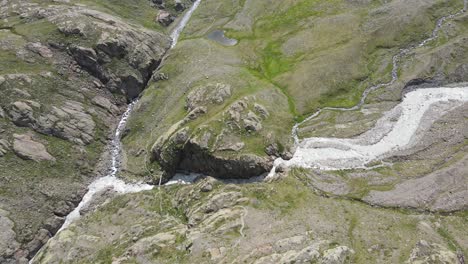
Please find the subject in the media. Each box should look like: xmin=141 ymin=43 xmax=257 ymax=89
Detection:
xmin=1 ymin=0 xmax=468 ymax=263
xmin=0 ymin=0 xmax=191 ymax=262
xmin=34 ymin=175 xmax=467 ymax=263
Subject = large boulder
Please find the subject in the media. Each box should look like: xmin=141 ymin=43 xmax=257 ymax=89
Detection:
xmin=156 ymin=10 xmax=174 ymax=26
xmin=12 ymin=134 xmax=56 ymax=162
xmin=26 ymin=42 xmax=53 ymax=58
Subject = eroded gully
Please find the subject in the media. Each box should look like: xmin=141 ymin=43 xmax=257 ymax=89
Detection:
xmin=29 ymin=1 xmax=203 ymax=262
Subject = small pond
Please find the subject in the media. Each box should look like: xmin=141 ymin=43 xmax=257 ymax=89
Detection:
xmin=207 ymin=30 xmax=238 ymax=46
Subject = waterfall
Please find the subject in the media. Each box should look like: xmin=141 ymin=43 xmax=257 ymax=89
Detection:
xmin=30 ymin=1 xmax=203 ymax=262
xmin=170 ymin=0 xmax=202 ymax=48
xmin=54 ymin=0 xmax=204 ymax=234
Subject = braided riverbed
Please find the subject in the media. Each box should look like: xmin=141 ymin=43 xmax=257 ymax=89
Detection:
xmin=269 ymin=6 xmax=468 ymax=177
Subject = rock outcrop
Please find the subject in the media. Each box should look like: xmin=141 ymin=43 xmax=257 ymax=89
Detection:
xmin=11 ymin=2 xmax=171 ymax=100
xmin=8 ymin=100 xmax=96 ymax=145
xmin=406 ymin=240 xmax=459 ymax=264
xmin=150 ymin=85 xmax=275 ymax=182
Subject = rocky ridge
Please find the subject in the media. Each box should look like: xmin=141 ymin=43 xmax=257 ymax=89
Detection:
xmin=0 ymin=0 xmax=188 ymax=262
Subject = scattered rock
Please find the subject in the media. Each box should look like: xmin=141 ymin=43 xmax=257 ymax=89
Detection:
xmin=244 ymin=111 xmax=263 ymax=132
xmin=36 ymin=101 xmax=96 ymax=145
xmin=199 ymin=177 xmax=216 ymax=192
xmin=265 ymin=143 xmax=280 ymax=156
xmin=292 ymin=243 xmax=323 ymax=263
xmin=207 ymin=247 xmax=227 ymax=261
xmin=25 ymin=229 xmax=51 ymax=259
xmin=199 ymin=207 xmax=243 ymax=234
xmin=43 ymin=216 xmax=64 ymax=235
xmin=192 ymin=130 xmax=211 ymax=149
xmin=12 ymin=134 xmax=56 ymax=162
xmin=217 ymin=141 xmax=245 ymax=152
xmin=12 ymin=89 xmax=32 ymax=98
xmin=173 ymin=128 xmax=190 ymax=145
xmin=254 ymin=103 xmax=269 ymax=118
xmin=174 ymin=0 xmax=185 ymax=12
xmin=69 ymin=46 xmax=105 ymax=81
xmin=320 ymin=246 xmax=355 ymax=264
xmin=406 ymin=240 xmax=458 ymax=264
xmin=53 ymin=201 xmax=72 ymax=217
xmin=26 ymin=42 xmax=53 ymax=58
xmin=9 ymin=101 xmax=36 ymax=127
xmin=152 ymin=72 xmax=169 ymax=81
xmin=156 ymin=10 xmax=174 ymax=26
xmin=0 ymin=139 xmax=9 ymax=156
xmin=127 ymin=231 xmax=181 ymax=257
xmin=186 ymin=106 xmax=207 ymax=120
xmin=200 ymin=183 xmax=213 ymax=192
xmin=186 ymin=83 xmax=232 ymax=111
xmin=6 ymin=74 xmax=32 ymax=84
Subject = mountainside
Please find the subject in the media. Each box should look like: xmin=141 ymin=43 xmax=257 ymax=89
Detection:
xmin=0 ymin=0 xmax=188 ymax=262
xmin=0 ymin=0 xmax=467 ymax=263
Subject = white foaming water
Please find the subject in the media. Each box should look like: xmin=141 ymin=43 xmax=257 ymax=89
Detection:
xmin=271 ymin=87 xmax=468 ymax=173
xmin=59 ymin=100 xmax=153 ymax=231
xmin=170 ymin=0 xmax=202 ymax=48
xmin=165 ymin=172 xmax=203 ymax=185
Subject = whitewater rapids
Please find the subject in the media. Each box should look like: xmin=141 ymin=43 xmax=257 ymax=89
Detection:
xmin=270 ymin=87 xmax=468 ymax=174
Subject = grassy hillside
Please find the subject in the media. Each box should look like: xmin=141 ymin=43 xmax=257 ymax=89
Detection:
xmin=123 ymin=0 xmax=465 ymax=180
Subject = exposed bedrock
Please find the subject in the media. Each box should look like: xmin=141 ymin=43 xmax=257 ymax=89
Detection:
xmin=15 ymin=2 xmax=171 ymax=100
xmin=0 ymin=1 xmax=174 ymax=263
xmin=151 ymin=126 xmax=272 ymax=182
xmin=176 ymin=140 xmax=270 ymax=180
xmin=148 ymin=84 xmax=282 ymax=182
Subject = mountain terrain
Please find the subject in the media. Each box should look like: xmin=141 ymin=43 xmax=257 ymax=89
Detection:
xmin=0 ymin=0 xmax=467 ymax=263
